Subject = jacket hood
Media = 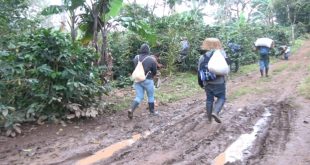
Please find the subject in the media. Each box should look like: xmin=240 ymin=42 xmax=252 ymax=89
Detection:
xmin=139 ymin=44 xmax=150 ymax=55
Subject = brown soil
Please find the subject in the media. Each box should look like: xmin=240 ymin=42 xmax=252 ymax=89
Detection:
xmin=1 ymin=41 xmax=310 ymax=165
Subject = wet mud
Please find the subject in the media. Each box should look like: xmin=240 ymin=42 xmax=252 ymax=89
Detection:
xmin=98 ymin=100 xmax=295 ymax=165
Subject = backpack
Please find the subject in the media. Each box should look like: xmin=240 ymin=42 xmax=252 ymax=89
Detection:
xmin=228 ymin=43 xmax=241 ymax=53
xmin=198 ymin=51 xmax=216 ymax=82
xmin=259 ymin=46 xmax=270 ymax=56
xmin=131 ymin=55 xmax=150 ymax=82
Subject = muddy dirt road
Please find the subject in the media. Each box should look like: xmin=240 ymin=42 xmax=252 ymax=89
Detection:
xmin=1 ymin=41 xmax=310 ymax=165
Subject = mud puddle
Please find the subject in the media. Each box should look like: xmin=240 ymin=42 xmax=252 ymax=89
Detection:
xmin=213 ymin=108 xmax=272 ymax=164
xmin=76 ymin=131 xmax=151 ymax=165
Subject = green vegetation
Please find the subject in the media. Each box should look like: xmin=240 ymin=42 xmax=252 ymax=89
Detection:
xmin=0 ymin=29 xmax=108 ymax=136
xmin=228 ymin=86 xmax=265 ymax=100
xmin=272 ymin=63 xmax=289 ymax=74
xmin=292 ymin=39 xmax=305 ymax=53
xmin=298 ymin=76 xmax=310 ymax=99
xmin=156 ymin=72 xmax=201 ymax=104
xmin=109 ymin=97 xmax=132 ymax=112
xmin=230 ymin=63 xmax=258 ymax=77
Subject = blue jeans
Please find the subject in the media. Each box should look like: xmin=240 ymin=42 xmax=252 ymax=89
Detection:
xmin=134 ymin=79 xmax=155 ymax=103
xmin=259 ymin=59 xmax=269 ymax=70
xmin=205 ymin=83 xmax=226 ymax=114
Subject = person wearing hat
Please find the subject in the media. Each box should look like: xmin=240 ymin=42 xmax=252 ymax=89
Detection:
xmin=128 ymin=43 xmax=158 ymax=120
xmin=197 ymin=38 xmax=228 ymax=123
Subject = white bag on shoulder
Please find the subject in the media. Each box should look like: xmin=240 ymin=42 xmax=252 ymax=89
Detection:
xmin=131 ymin=56 xmax=149 ymax=82
xmin=208 ymin=50 xmax=229 ymax=75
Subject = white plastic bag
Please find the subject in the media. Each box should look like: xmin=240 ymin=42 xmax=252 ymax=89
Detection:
xmin=255 ymin=38 xmax=274 ymax=48
xmin=131 ymin=56 xmax=149 ymax=82
xmin=208 ymin=50 xmax=229 ymax=75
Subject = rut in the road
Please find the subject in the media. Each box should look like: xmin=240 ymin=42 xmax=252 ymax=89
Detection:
xmin=99 ymin=99 xmax=295 ymax=165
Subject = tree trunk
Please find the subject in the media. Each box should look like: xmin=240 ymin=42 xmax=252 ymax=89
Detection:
xmin=70 ymin=12 xmax=76 ymax=42
xmin=98 ymin=20 xmax=107 ymax=65
xmin=92 ymin=4 xmax=99 ymax=53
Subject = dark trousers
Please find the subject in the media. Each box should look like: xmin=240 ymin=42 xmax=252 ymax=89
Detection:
xmin=205 ymin=83 xmax=226 ymax=114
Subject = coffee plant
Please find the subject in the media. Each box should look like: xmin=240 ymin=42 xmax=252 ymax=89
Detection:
xmin=0 ymin=28 xmax=109 ymax=136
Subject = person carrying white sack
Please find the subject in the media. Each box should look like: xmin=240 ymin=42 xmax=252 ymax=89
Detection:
xmin=254 ymin=38 xmax=274 ymax=77
xmin=197 ymin=38 xmax=229 ymax=123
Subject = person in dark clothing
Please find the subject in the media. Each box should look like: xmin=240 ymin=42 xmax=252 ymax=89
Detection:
xmin=256 ymin=45 xmax=272 ymax=77
xmin=177 ymin=37 xmax=190 ymax=63
xmin=254 ymin=38 xmax=274 ymax=77
xmin=198 ymin=38 xmax=228 ymax=123
xmin=128 ymin=44 xmax=158 ymax=120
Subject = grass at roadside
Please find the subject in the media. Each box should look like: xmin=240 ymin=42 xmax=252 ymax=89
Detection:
xmin=228 ymin=86 xmax=265 ymax=100
xmin=272 ymin=63 xmax=289 ymax=74
xmin=230 ymin=63 xmax=257 ymax=78
xmin=292 ymin=39 xmax=304 ymax=54
xmin=298 ymin=76 xmax=310 ymax=99
xmin=156 ymin=72 xmax=201 ymax=103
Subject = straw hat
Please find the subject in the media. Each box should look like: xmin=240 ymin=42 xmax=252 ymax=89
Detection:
xmin=200 ymin=37 xmax=223 ymax=50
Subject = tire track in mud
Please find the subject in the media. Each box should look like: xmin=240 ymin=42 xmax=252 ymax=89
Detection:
xmin=57 ymin=99 xmax=207 ymax=164
xmin=97 ymin=99 xmax=295 ymax=165
xmin=247 ymin=101 xmax=294 ymax=165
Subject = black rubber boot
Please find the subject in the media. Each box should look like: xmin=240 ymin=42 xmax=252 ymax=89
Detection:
xmin=149 ymin=102 xmax=155 ymax=113
xmin=260 ymin=69 xmax=264 ymax=77
xmin=265 ymin=68 xmax=269 ymax=77
xmin=128 ymin=101 xmax=139 ymax=120
xmin=212 ymin=99 xmax=224 ymax=123
xmin=148 ymin=102 xmax=158 ymax=115
xmin=206 ymin=103 xmax=213 ymax=122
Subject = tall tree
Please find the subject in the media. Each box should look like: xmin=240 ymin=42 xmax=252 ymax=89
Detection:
xmin=250 ymin=0 xmax=275 ymax=25
xmin=80 ymin=0 xmax=123 ymax=64
xmin=0 ymin=0 xmax=36 ymax=48
xmin=41 ymin=0 xmax=86 ymax=42
xmin=273 ymin=0 xmax=310 ymax=41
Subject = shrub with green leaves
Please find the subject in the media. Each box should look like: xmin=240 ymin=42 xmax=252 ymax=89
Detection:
xmin=0 ymin=28 xmax=108 ymax=135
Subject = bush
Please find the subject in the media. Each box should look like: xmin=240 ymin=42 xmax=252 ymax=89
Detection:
xmin=0 ymin=28 xmax=109 ymax=136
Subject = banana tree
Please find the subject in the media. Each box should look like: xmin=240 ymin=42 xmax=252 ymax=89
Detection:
xmin=80 ymin=0 xmax=123 ymax=64
xmin=41 ymin=0 xmax=85 ymax=42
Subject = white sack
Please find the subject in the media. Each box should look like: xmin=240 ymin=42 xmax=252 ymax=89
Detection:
xmin=131 ymin=61 xmax=146 ymax=82
xmin=208 ymin=50 xmax=230 ymax=75
xmin=255 ymin=38 xmax=273 ymax=48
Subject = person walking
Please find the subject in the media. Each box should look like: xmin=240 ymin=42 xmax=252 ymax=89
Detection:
xmin=128 ymin=43 xmax=158 ymax=120
xmin=177 ymin=37 xmax=190 ymax=63
xmin=256 ymin=46 xmax=271 ymax=77
xmin=254 ymin=38 xmax=274 ymax=77
xmin=198 ymin=38 xmax=229 ymax=123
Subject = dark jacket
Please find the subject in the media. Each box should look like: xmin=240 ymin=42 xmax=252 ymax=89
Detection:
xmin=197 ymin=50 xmax=227 ymax=87
xmin=133 ymin=44 xmax=157 ymax=79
